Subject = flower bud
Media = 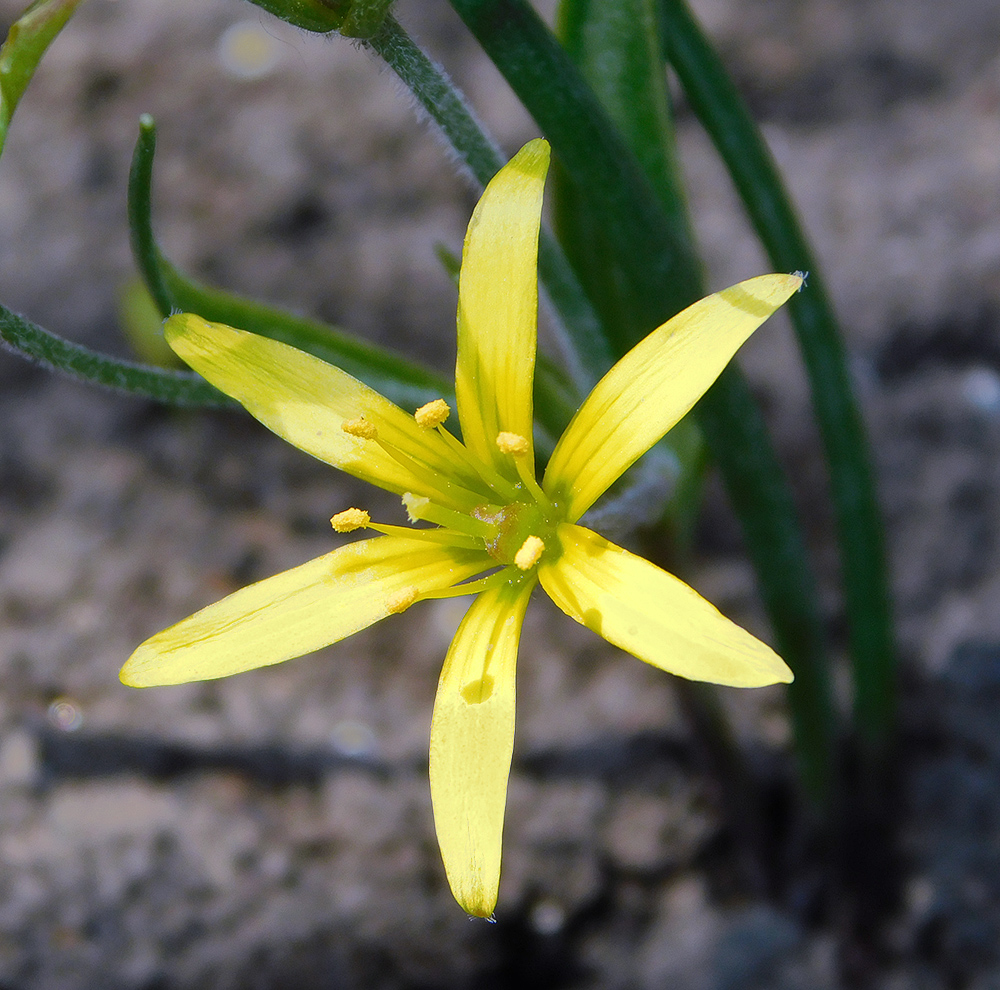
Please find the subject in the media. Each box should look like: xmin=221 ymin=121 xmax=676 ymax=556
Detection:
xmin=242 ymin=0 xmax=393 ymax=37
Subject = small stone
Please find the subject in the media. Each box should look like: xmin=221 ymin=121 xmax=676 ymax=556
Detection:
xmin=216 ymin=21 xmax=281 ymax=80
xmin=0 ymin=730 xmax=38 ymax=788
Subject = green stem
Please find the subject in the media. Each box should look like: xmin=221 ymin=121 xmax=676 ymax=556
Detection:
xmin=366 ymin=15 xmax=613 ymax=389
xmin=661 ymin=0 xmax=894 ymax=757
xmin=0 ymin=303 xmax=232 ymax=406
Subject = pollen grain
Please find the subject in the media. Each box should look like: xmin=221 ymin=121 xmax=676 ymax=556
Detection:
xmin=386 ymin=587 xmax=419 ymax=614
xmin=496 ymin=431 xmax=529 ymax=456
xmin=342 ymin=416 xmax=378 ymax=439
xmin=330 ymin=508 xmax=370 ymax=533
xmin=415 ymin=399 xmax=450 ymax=429
xmin=514 ymin=535 xmax=544 ymax=571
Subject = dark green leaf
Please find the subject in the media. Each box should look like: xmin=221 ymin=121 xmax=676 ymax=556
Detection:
xmin=662 ymin=0 xmax=893 ymax=759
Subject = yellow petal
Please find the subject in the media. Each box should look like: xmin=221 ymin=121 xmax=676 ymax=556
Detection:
xmin=538 ymin=524 xmax=792 ymax=687
xmin=543 ymin=274 xmax=803 ymax=521
xmin=455 ymin=139 xmax=550 ymax=471
xmin=429 ymin=575 xmax=535 ymax=917
xmin=165 ymin=315 xmax=487 ymax=512
xmin=121 ymin=536 xmax=490 ymax=686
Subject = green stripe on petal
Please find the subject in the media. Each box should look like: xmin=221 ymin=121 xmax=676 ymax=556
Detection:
xmin=165 ymin=315 xmax=488 ymax=511
xmin=456 ymin=139 xmax=549 ymax=471
xmin=121 ymin=536 xmax=491 ymax=686
xmin=429 ymin=574 xmax=535 ymax=917
xmin=543 ymin=274 xmax=802 ymax=520
xmin=539 ymin=523 xmax=792 ymax=687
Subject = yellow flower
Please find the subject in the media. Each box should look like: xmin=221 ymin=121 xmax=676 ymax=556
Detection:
xmin=121 ymin=138 xmax=800 ymax=918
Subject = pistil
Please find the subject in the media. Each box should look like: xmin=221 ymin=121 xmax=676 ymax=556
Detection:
xmin=403 ymin=493 xmax=497 ymax=539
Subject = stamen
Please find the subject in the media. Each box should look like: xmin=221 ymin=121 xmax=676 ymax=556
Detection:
xmin=433 ymin=425 xmax=521 ymax=502
xmin=415 ymin=399 xmax=450 ymax=429
xmin=330 ymin=507 xmax=370 ymax=533
xmin=367 ymin=522 xmax=485 ymax=550
xmin=496 ymin=431 xmax=529 ymax=456
xmin=386 ymin=587 xmax=419 ymax=614
xmin=420 ymin=570 xmax=509 ymax=601
xmin=492 ymin=431 xmax=553 ymax=509
xmin=514 ymin=535 xmax=545 ymax=571
xmin=368 ymin=434 xmax=485 ymax=512
xmin=342 ymin=416 xmax=378 ymax=440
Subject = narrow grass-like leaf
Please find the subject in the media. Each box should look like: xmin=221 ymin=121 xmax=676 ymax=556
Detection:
xmin=127 ymin=115 xmax=452 ymax=412
xmin=661 ymin=0 xmax=893 ymax=758
xmin=558 ymin=0 xmax=837 ymax=806
xmin=554 ymin=0 xmax=708 ymax=553
xmin=554 ymin=0 xmax=696 ymax=346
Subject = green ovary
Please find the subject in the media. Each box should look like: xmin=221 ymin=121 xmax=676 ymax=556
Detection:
xmin=474 ymin=500 xmax=558 ymax=567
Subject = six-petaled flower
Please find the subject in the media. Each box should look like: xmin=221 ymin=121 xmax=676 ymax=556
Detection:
xmin=122 ymin=138 xmax=801 ymax=918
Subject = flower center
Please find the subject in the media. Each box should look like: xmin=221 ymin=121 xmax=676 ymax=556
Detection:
xmin=474 ymin=500 xmax=553 ymax=568
xmin=338 ymin=401 xmax=564 ymax=576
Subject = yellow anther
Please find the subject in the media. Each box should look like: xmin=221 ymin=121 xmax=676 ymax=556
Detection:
xmin=415 ymin=398 xmax=450 ymax=429
xmin=514 ymin=535 xmax=544 ymax=571
xmin=386 ymin=587 xmax=419 ymax=614
xmin=330 ymin=508 xmax=370 ymax=533
xmin=496 ymin=431 xmax=529 ymax=456
xmin=342 ymin=416 xmax=378 ymax=439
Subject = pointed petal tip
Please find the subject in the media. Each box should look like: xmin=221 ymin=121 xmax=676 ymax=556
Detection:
xmin=779 ymin=271 xmax=806 ymax=297
xmin=741 ymin=643 xmax=795 ymax=687
xmin=773 ymin=656 xmax=795 ymax=685
xmin=455 ymin=882 xmax=498 ymax=919
xmin=499 ymin=137 xmax=550 ymax=186
xmin=447 ymin=858 xmax=500 ymax=917
xmin=723 ymin=273 xmax=803 ymax=316
xmin=119 ymin=651 xmax=153 ymax=688
xmin=119 ymin=643 xmax=176 ymax=688
xmin=517 ymin=136 xmax=550 ymax=164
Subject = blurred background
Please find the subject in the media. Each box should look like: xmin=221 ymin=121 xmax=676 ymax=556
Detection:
xmin=0 ymin=0 xmax=999 ymax=985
